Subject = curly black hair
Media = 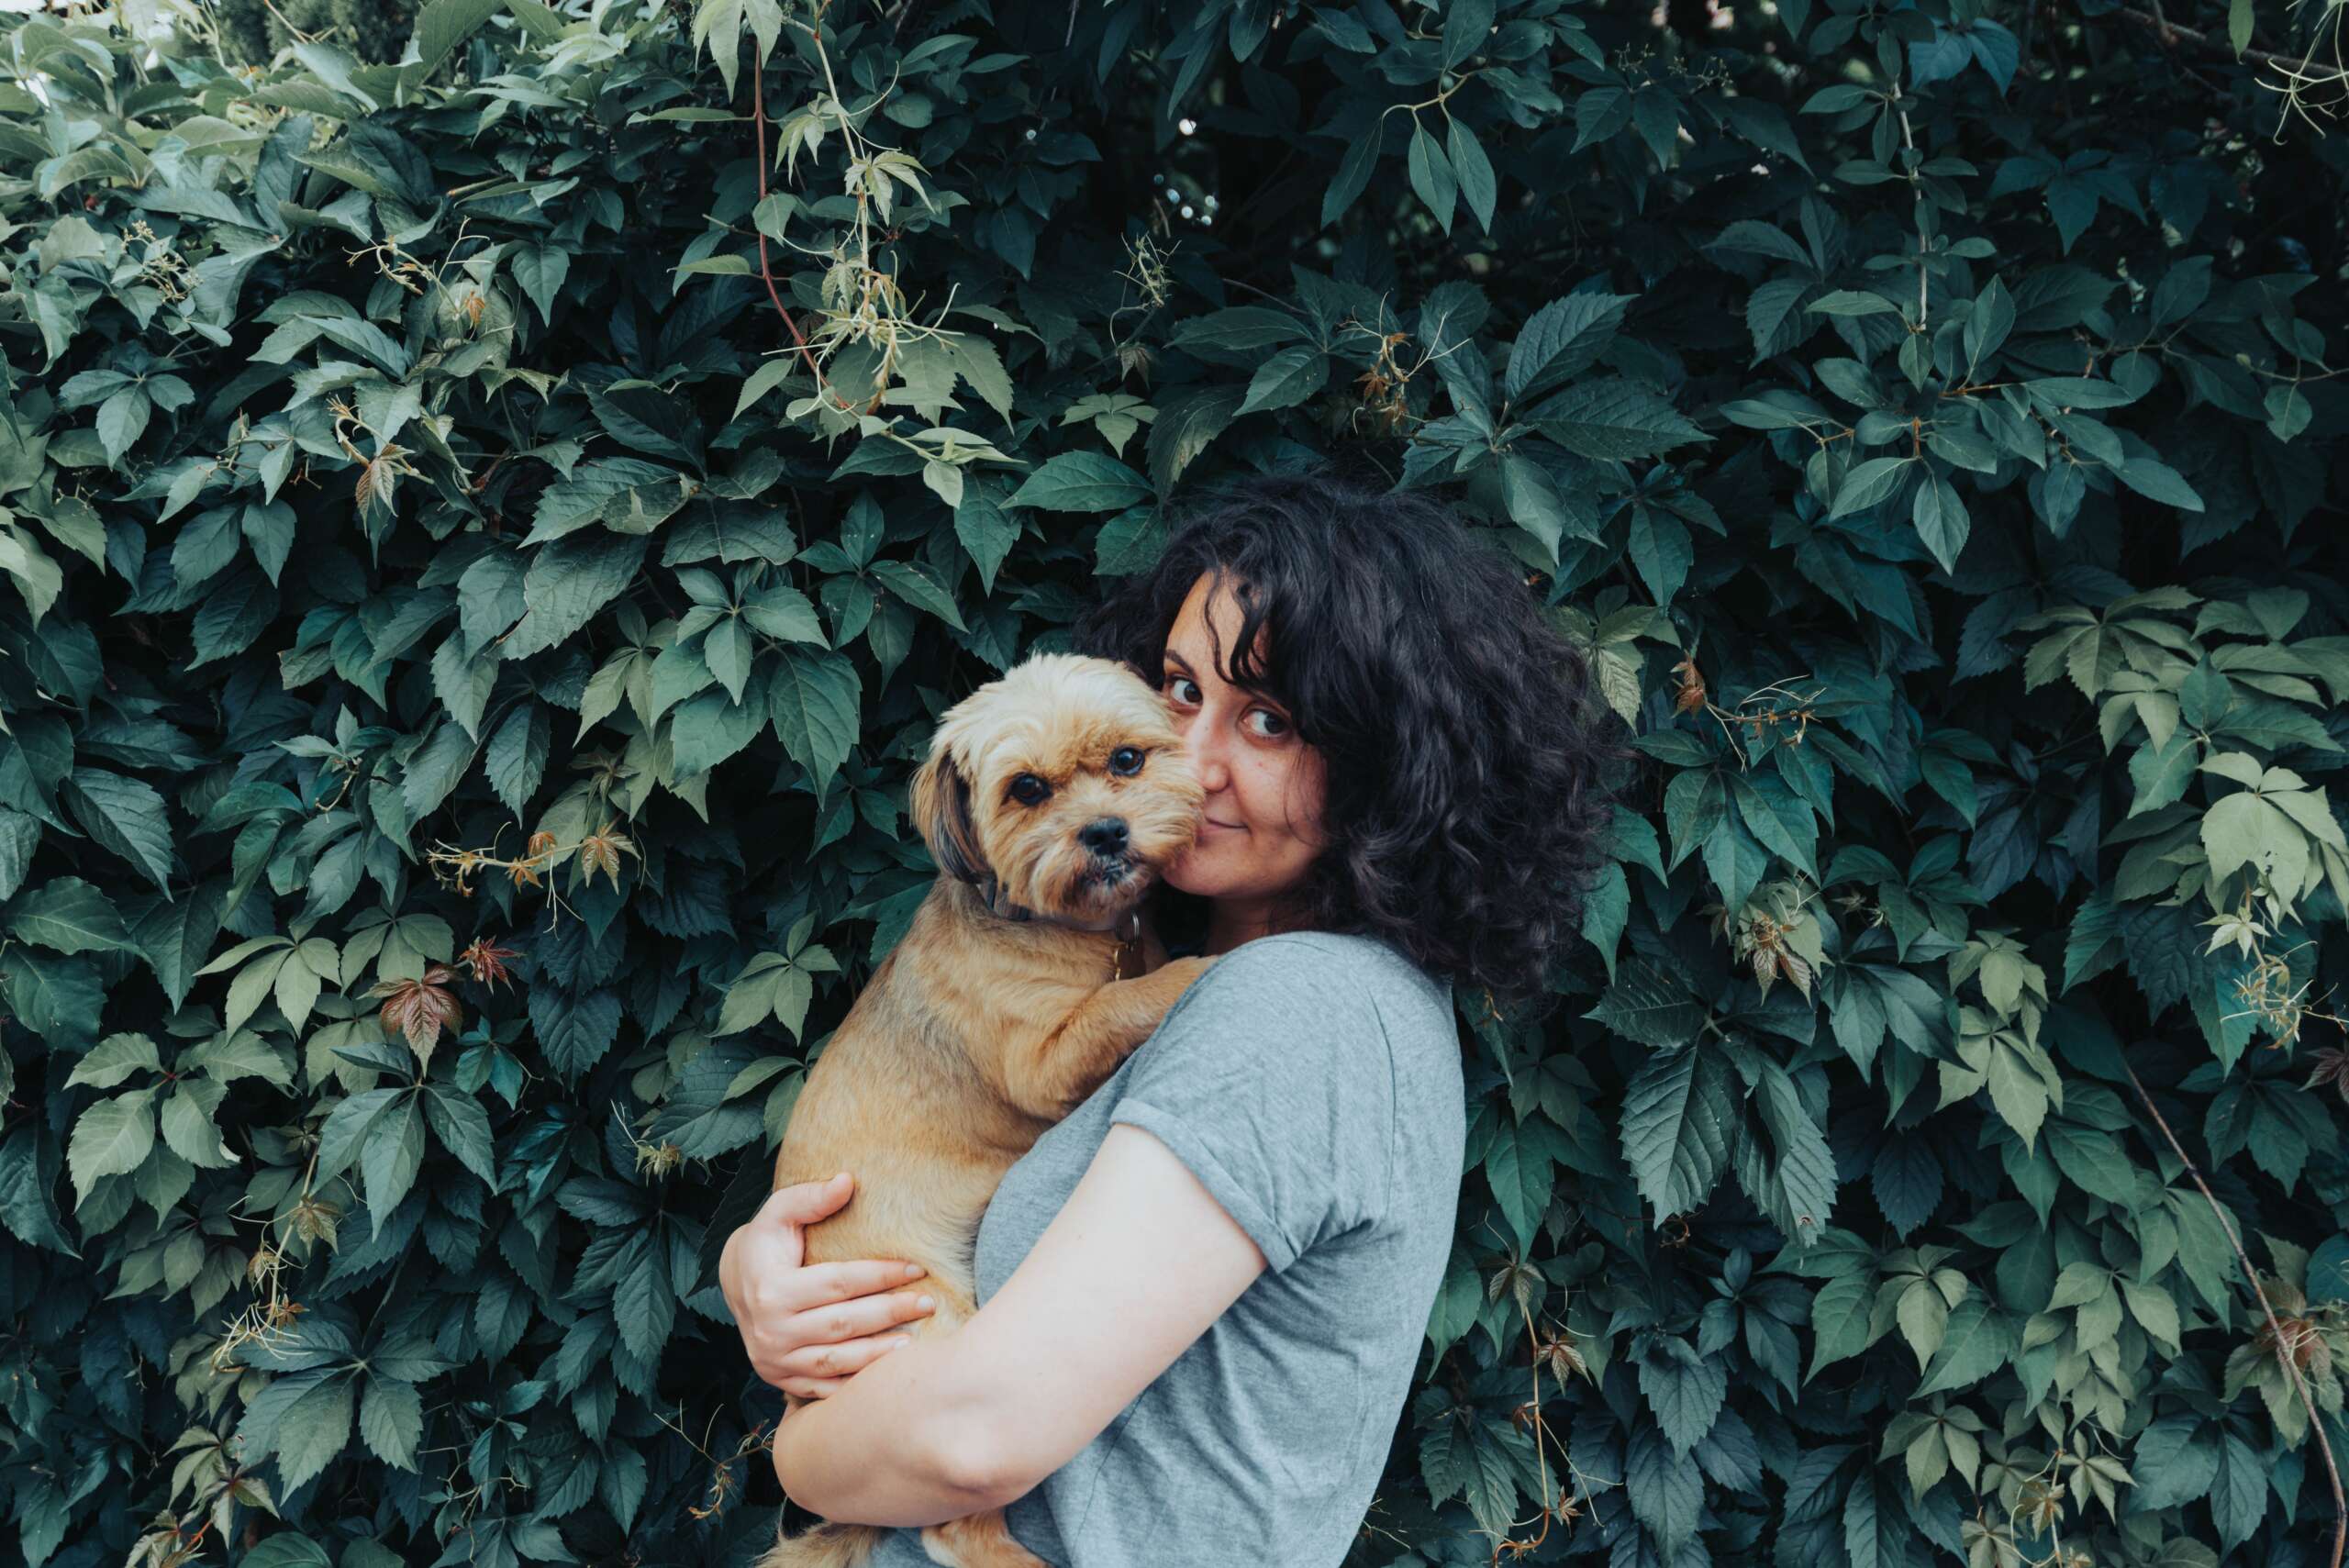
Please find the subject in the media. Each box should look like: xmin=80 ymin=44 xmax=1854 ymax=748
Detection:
xmin=1074 ymin=469 xmax=1630 ymax=1005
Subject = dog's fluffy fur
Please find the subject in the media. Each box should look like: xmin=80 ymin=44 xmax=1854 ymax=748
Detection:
xmin=759 ymin=652 xmax=1212 ymax=1568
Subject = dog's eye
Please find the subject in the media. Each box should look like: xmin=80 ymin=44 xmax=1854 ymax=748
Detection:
xmin=1109 ymin=747 xmax=1144 ymax=776
xmin=1008 ymin=773 xmax=1051 ymax=806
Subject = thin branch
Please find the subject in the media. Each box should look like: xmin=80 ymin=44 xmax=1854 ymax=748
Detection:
xmin=2109 ymin=4 xmax=2324 ymax=76
xmin=2121 ymin=1057 xmax=2345 ymax=1568
xmin=749 ymin=50 xmax=852 ymax=414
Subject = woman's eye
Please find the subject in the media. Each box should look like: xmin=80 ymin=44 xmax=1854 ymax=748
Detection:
xmin=1109 ymin=747 xmax=1145 ymax=776
xmin=1163 ymin=674 xmax=1200 ymax=706
xmin=1244 ymin=708 xmax=1290 ymax=740
xmin=1008 ymin=773 xmax=1051 ymax=806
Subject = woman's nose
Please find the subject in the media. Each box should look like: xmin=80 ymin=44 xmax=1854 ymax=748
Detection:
xmin=1182 ymin=714 xmax=1230 ymax=793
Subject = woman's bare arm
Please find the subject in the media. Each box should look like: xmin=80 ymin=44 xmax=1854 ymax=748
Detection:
xmin=771 ymin=1122 xmax=1268 ymax=1522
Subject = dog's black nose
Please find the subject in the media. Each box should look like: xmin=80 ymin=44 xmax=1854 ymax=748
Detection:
xmin=1079 ymin=817 xmax=1130 ymax=856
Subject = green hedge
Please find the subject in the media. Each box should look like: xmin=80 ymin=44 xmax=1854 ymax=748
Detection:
xmin=1 ymin=1 xmax=2345 ymax=1565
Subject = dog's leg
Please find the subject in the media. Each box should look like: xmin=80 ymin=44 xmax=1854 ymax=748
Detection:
xmin=996 ymin=956 xmax=1213 ymax=1121
xmin=919 ymin=1509 xmax=1050 ymax=1568
xmin=752 ymin=1521 xmax=885 ymax=1568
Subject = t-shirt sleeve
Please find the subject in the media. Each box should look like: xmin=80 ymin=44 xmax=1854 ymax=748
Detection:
xmin=1107 ymin=935 xmax=1397 ymax=1273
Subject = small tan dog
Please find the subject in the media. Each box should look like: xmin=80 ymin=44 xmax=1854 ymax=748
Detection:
xmin=760 ymin=652 xmax=1214 ymax=1568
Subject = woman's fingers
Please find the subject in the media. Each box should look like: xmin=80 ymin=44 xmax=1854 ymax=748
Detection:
xmin=787 ymin=1285 xmax=937 ymax=1348
xmin=778 ymin=1373 xmax=851 ymax=1400
xmin=761 ymin=1172 xmax=855 ymax=1228
xmin=791 ymin=1257 xmax=930 ymax=1307
xmin=768 ymin=1327 xmax=921 ymax=1393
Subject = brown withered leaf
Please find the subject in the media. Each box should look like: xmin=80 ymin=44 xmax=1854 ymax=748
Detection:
xmin=1671 ymin=655 xmax=1707 ymax=714
xmin=458 ymin=938 xmax=522 ymax=990
xmin=2305 ymin=1045 xmax=2349 ymax=1107
xmin=578 ymin=821 xmax=637 ymax=890
xmin=372 ymin=964 xmax=462 ymax=1063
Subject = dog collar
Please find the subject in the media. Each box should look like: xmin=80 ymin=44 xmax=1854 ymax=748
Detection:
xmin=976 ymin=876 xmax=1144 ymax=950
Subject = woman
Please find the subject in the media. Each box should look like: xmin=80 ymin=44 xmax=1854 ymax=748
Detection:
xmin=719 ymin=470 xmax=1621 ymax=1564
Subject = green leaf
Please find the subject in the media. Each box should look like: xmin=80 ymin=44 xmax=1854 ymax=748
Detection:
xmin=1007 ymin=451 xmax=1152 ymax=513
xmin=1482 ymin=1118 xmax=1555 ymax=1252
xmin=485 ymin=704 xmax=550 ymax=818
xmin=1638 ymin=1340 xmax=1726 ymax=1455
xmin=671 ymin=683 xmax=769 ymax=779
xmin=161 ymin=1083 xmax=236 ymax=1169
xmin=871 ymin=560 xmax=968 ymax=630
xmin=1627 ymin=506 xmax=1692 ymax=606
xmin=614 ymin=1235 xmax=678 ymax=1362
xmin=66 ymin=1033 xmax=161 ymax=1091
xmin=316 ymin=1088 xmax=405 ymax=1185
xmin=2114 ymin=454 xmax=2205 ymax=512
xmin=505 ymin=533 xmax=651 ymax=661
xmin=1910 ymin=474 xmax=1969 ymax=573
xmin=186 ymin=1029 xmax=295 ymax=1089
xmin=1807 ymin=290 xmax=1898 ymax=317
xmin=61 ymin=770 xmax=174 ymax=890
xmin=1407 ymin=122 xmax=1457 ymax=232
xmin=1528 ymin=378 xmax=1708 ymax=461
xmin=1506 ymin=293 xmax=1633 ymax=403
xmin=587 ymin=386 xmax=703 ymax=468
xmin=1753 ymin=1063 xmax=1835 ymax=1246
xmin=6 ymin=877 xmax=131 ymax=954
xmin=1913 ymin=1293 xmax=2017 ymax=1396
xmin=1320 ymin=119 xmax=1385 ymax=227
xmin=272 ymin=1376 xmax=355 ymax=1496
xmin=0 ymin=1124 xmax=75 ymax=1255
xmin=1084 ymin=505 xmax=1160 ymax=578
xmin=96 ymin=387 xmax=151 ymax=463
xmin=953 ymin=476 xmax=1019 ymax=594
xmin=1586 ymin=961 xmax=1706 ymax=1049
xmin=945 ymin=331 xmax=1015 ymax=423
xmin=361 ymin=1099 xmax=426 ymax=1236
xmin=1965 ymin=278 xmax=2015 ymax=369
xmin=2201 ymin=789 xmax=2306 ymax=893
xmin=1446 ymin=118 xmax=1497 ymax=231
xmin=1168 ymin=308 xmax=1309 ymax=363
xmin=4 ymin=951 xmax=105 ymax=1051
xmin=1829 ymin=456 xmax=1912 ymax=519
xmin=68 ymin=1091 xmax=155 ymax=1198
xmin=768 ymin=648 xmax=862 ymax=793
xmin=2046 ymin=1122 xmax=2139 ymax=1204
xmin=1620 ymin=1044 xmax=1735 ymax=1217
xmin=1808 ymin=1272 xmax=1876 ymax=1378
xmin=359 ymin=1374 xmax=422 ymax=1470
xmin=423 ymin=1089 xmax=497 ymax=1187
xmin=2132 ymin=1418 xmax=2220 ymax=1510
xmin=407 ymin=0 xmax=505 ymax=77
xmin=2120 ymin=1275 xmax=2182 ymax=1351
xmin=509 ymin=242 xmax=570 ymax=327
xmin=1235 ymin=346 xmax=1330 ymax=417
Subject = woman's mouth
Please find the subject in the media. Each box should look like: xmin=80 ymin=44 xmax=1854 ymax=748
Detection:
xmin=1199 ymin=817 xmax=1243 ymax=834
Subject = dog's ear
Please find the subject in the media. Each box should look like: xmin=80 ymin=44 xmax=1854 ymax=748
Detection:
xmin=910 ymin=744 xmax=988 ymax=884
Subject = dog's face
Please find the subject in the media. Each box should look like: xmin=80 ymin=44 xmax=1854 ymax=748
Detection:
xmin=910 ymin=653 xmax=1204 ymax=923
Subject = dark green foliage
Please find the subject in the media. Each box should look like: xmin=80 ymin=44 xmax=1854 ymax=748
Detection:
xmin=207 ymin=0 xmax=424 ymax=66
xmin=1 ymin=2 xmax=2345 ymax=1566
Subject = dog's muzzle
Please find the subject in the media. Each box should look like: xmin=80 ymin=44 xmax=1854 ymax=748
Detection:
xmin=1077 ymin=817 xmax=1139 ymax=891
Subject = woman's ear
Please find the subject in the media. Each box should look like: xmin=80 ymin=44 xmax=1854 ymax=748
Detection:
xmin=910 ymin=742 xmax=988 ymax=884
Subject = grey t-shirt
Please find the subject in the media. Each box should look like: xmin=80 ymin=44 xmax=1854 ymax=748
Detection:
xmin=861 ymin=929 xmax=1465 ymax=1568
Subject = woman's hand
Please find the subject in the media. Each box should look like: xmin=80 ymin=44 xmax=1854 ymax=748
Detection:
xmin=719 ymin=1173 xmax=938 ymax=1399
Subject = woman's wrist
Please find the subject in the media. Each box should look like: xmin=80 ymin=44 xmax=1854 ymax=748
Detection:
xmin=767 ymin=1337 xmax=1005 ymax=1526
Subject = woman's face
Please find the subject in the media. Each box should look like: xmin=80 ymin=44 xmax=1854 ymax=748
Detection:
xmin=1156 ymin=573 xmax=1328 ymax=909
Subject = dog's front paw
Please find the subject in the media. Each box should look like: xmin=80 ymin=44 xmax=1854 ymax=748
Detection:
xmin=1152 ymin=953 xmax=1216 ymax=988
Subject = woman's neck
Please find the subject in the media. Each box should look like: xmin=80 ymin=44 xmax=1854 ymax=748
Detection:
xmin=1204 ymin=895 xmax=1306 ymax=955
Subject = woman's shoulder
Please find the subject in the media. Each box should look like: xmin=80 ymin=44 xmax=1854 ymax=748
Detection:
xmin=1193 ymin=930 xmax=1453 ymax=1034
